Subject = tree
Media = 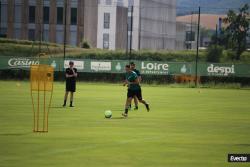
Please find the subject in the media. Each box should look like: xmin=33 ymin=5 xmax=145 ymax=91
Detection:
xmin=206 ymin=45 xmax=223 ymax=63
xmin=223 ymin=4 xmax=249 ymax=60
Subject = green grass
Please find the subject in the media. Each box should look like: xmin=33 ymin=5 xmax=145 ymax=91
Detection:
xmin=0 ymin=81 xmax=250 ymax=167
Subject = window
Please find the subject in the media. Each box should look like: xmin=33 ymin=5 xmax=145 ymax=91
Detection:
xmin=128 ymin=6 xmax=133 ymax=12
xmin=29 ymin=6 xmax=36 ymax=23
xmin=127 ymin=16 xmax=132 ymax=31
xmin=43 ymin=7 xmax=50 ymax=24
xmin=70 ymin=31 xmax=77 ymax=46
xmin=0 ymin=1 xmax=1 ymax=22
xmin=104 ymin=13 xmax=110 ymax=29
xmin=14 ymin=4 xmax=22 ymax=23
xmin=56 ymin=30 xmax=64 ymax=44
xmin=14 ymin=28 xmax=21 ymax=39
xmin=186 ymin=31 xmax=195 ymax=42
xmin=0 ymin=28 xmax=7 ymax=38
xmin=57 ymin=7 xmax=63 ymax=24
xmin=0 ymin=2 xmax=7 ymax=25
xmin=71 ymin=8 xmax=77 ymax=25
xmin=105 ymin=0 xmax=112 ymax=5
xmin=128 ymin=0 xmax=134 ymax=6
xmin=117 ymin=0 xmax=123 ymax=6
xmin=43 ymin=29 xmax=49 ymax=42
xmin=28 ymin=29 xmax=35 ymax=41
xmin=103 ymin=33 xmax=109 ymax=49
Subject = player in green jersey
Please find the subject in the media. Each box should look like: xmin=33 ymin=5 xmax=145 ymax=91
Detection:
xmin=129 ymin=62 xmax=141 ymax=110
xmin=122 ymin=65 xmax=150 ymax=117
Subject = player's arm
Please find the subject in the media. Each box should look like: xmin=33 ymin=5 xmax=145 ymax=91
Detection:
xmin=123 ymin=80 xmax=129 ymax=86
xmin=138 ymin=76 xmax=142 ymax=82
xmin=72 ymin=68 xmax=78 ymax=77
xmin=65 ymin=69 xmax=75 ymax=78
xmin=137 ymin=71 xmax=142 ymax=82
xmin=66 ymin=74 xmax=74 ymax=78
xmin=129 ymin=78 xmax=139 ymax=84
xmin=65 ymin=69 xmax=72 ymax=78
xmin=133 ymin=78 xmax=140 ymax=84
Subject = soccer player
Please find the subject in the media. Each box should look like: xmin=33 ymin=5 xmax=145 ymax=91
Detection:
xmin=63 ymin=61 xmax=77 ymax=107
xmin=130 ymin=62 xmax=141 ymax=110
xmin=122 ymin=65 xmax=150 ymax=117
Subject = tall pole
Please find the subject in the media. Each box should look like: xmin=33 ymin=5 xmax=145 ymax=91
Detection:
xmin=63 ymin=0 xmax=67 ymax=61
xmin=129 ymin=5 xmax=134 ymax=60
xmin=39 ymin=0 xmax=42 ymax=54
xmin=190 ymin=12 xmax=193 ymax=49
xmin=138 ymin=5 xmax=142 ymax=50
xmin=0 ymin=1 xmax=2 ymax=36
xmin=126 ymin=22 xmax=129 ymax=58
xmin=215 ymin=24 xmax=218 ymax=46
xmin=195 ymin=7 xmax=201 ymax=87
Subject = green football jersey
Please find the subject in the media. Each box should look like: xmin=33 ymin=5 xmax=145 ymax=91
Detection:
xmin=126 ymin=71 xmax=140 ymax=90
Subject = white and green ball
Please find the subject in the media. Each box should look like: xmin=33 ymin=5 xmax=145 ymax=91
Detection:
xmin=104 ymin=110 xmax=112 ymax=118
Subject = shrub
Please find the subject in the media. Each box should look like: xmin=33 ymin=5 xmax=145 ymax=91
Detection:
xmin=206 ymin=45 xmax=223 ymax=62
xmin=81 ymin=40 xmax=91 ymax=49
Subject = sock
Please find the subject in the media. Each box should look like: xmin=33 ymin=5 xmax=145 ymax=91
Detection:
xmin=135 ymin=105 xmax=138 ymax=109
xmin=63 ymin=100 xmax=66 ymax=106
xmin=125 ymin=108 xmax=128 ymax=114
xmin=70 ymin=101 xmax=73 ymax=106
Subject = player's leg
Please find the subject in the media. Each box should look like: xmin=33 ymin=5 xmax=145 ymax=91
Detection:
xmin=63 ymin=91 xmax=69 ymax=107
xmin=123 ymin=89 xmax=133 ymax=117
xmin=69 ymin=92 xmax=74 ymax=107
xmin=136 ymin=88 xmax=150 ymax=112
xmin=123 ymin=97 xmax=132 ymax=117
xmin=69 ymin=81 xmax=76 ymax=107
xmin=133 ymin=96 xmax=139 ymax=110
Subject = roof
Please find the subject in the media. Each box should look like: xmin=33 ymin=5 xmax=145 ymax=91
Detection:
xmin=176 ymin=14 xmax=227 ymax=30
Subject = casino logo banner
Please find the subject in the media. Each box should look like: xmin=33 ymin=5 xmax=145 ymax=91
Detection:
xmin=8 ymin=58 xmax=39 ymax=68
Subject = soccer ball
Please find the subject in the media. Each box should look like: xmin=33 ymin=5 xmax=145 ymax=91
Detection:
xmin=104 ymin=110 xmax=112 ymax=118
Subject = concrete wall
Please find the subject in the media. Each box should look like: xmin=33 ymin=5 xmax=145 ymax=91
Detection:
xmin=115 ymin=6 xmax=128 ymax=49
xmin=84 ymin=0 xmax=98 ymax=47
xmin=139 ymin=0 xmax=176 ymax=50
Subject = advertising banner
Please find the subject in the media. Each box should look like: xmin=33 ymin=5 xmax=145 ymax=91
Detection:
xmin=0 ymin=57 xmax=249 ymax=77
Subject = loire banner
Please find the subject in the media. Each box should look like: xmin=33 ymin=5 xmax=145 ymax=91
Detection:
xmin=0 ymin=57 xmax=249 ymax=77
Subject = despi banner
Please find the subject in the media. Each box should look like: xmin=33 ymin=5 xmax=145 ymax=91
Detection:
xmin=0 ymin=57 xmax=250 ymax=77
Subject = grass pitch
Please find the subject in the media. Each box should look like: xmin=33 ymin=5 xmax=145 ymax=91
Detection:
xmin=0 ymin=81 xmax=249 ymax=167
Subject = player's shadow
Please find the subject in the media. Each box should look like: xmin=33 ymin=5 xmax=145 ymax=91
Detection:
xmin=110 ymin=117 xmax=131 ymax=119
xmin=50 ymin=106 xmax=65 ymax=109
xmin=0 ymin=132 xmax=31 ymax=136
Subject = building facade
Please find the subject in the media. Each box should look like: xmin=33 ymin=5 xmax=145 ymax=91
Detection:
xmin=97 ymin=0 xmax=128 ymax=50
xmin=176 ymin=21 xmax=197 ymax=50
xmin=138 ymin=0 xmax=176 ymax=50
xmin=0 ymin=0 xmax=98 ymax=47
xmin=97 ymin=0 xmax=177 ymax=50
xmin=0 ymin=0 xmax=178 ymax=50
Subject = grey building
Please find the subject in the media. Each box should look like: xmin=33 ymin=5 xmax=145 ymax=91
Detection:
xmin=176 ymin=21 xmax=197 ymax=50
xmin=138 ymin=0 xmax=176 ymax=50
xmin=0 ymin=0 xmax=98 ymax=47
xmin=1 ymin=0 xmax=178 ymax=51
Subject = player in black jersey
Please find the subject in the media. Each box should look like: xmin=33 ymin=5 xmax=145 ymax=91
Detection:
xmin=63 ymin=61 xmax=77 ymax=107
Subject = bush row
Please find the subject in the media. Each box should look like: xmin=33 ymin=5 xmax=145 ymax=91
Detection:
xmin=1 ymin=38 xmax=250 ymax=63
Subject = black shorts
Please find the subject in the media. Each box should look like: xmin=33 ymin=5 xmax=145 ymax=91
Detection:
xmin=66 ymin=81 xmax=76 ymax=92
xmin=127 ymin=88 xmax=142 ymax=100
